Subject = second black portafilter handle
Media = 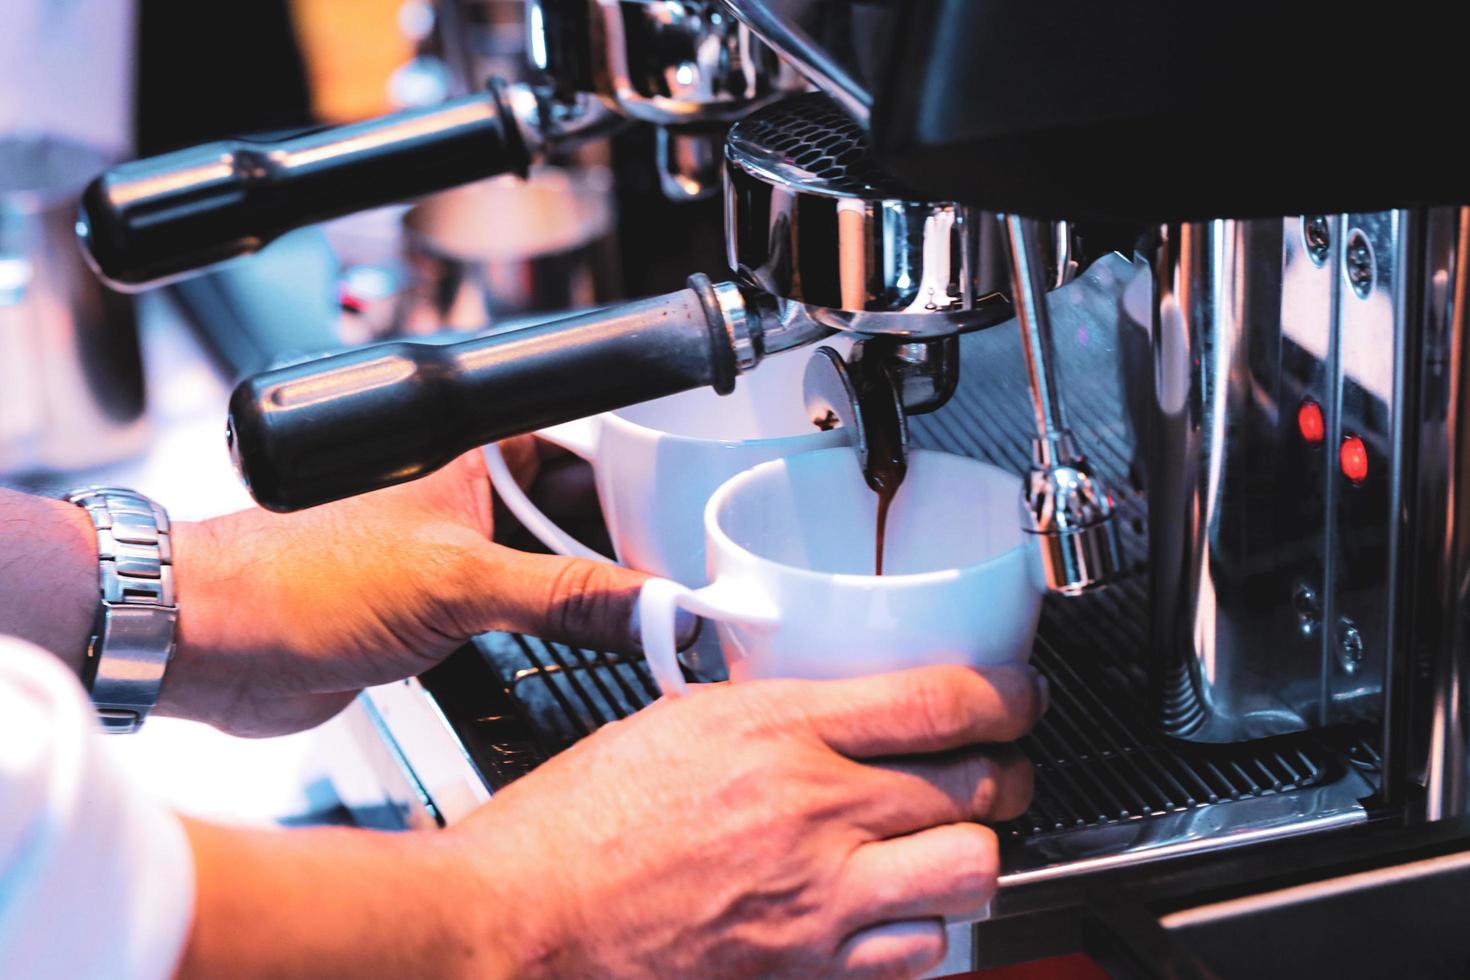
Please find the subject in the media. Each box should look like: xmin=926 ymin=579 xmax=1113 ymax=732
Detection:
xmin=78 ymin=83 xmax=529 ymax=291
xmin=226 ymin=279 xmax=744 ymax=512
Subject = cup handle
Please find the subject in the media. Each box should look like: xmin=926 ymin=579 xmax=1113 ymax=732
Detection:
xmin=638 ymin=578 xmax=778 ymax=696
xmin=483 ymin=417 xmax=610 ymax=563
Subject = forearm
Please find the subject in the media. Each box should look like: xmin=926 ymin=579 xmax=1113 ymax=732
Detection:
xmin=0 ymin=487 xmax=100 ymax=672
xmin=177 ymin=818 xmax=522 ymax=979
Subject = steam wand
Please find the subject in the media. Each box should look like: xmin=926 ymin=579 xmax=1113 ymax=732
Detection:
xmin=1001 ymin=214 xmax=1122 ymax=594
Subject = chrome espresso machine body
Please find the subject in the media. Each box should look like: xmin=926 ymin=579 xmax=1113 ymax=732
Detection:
xmin=77 ymin=2 xmax=1470 ymax=975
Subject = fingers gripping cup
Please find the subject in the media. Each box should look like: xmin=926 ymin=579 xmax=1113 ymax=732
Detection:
xmin=638 ymin=448 xmax=1045 ymax=695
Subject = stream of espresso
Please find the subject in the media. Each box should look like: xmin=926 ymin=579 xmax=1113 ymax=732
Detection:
xmin=873 ymin=482 xmax=897 ymax=576
xmin=852 ymin=341 xmax=907 ymax=575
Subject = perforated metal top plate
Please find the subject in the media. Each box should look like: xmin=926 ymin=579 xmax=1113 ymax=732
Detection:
xmin=725 ymin=92 xmax=920 ymax=199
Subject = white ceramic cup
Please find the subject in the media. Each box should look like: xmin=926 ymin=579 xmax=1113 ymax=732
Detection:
xmin=637 ymin=447 xmax=1044 ymax=695
xmin=484 ymin=341 xmax=851 ymax=584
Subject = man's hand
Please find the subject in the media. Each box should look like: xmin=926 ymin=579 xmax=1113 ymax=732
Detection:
xmin=178 ymin=663 xmax=1045 ymax=980
xmin=444 ymin=664 xmax=1045 ymax=979
xmin=167 ymin=446 xmax=651 ymax=736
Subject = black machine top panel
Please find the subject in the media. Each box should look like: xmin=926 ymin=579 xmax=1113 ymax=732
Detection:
xmin=785 ymin=0 xmax=1470 ymax=222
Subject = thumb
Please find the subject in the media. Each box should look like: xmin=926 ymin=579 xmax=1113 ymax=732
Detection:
xmin=466 ymin=545 xmax=696 ymax=655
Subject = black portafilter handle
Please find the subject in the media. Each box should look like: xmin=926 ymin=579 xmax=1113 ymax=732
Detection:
xmin=226 ymin=277 xmax=745 ymax=512
xmin=78 ymin=83 xmax=529 ymax=291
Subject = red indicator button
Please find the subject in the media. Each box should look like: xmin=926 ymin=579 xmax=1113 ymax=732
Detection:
xmin=1340 ymin=435 xmax=1369 ymax=484
xmin=1297 ymin=399 xmax=1326 ymax=444
xmin=337 ymin=282 xmax=365 ymax=315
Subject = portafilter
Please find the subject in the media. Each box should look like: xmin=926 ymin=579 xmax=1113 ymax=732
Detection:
xmin=76 ymin=1 xmax=804 ymax=292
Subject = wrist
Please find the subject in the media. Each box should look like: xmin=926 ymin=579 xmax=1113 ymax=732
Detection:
xmin=433 ymin=816 xmax=566 ymax=979
xmin=0 ymin=489 xmax=100 ymax=673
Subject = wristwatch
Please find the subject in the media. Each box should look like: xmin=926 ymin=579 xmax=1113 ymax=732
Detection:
xmin=64 ymin=487 xmax=178 ymax=733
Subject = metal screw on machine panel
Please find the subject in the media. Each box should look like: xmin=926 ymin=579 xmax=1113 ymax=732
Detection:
xmin=1336 ymin=617 xmax=1365 ymax=675
xmin=1303 ymin=215 xmax=1331 ymax=266
xmin=1292 ymin=582 xmax=1321 ymax=639
xmin=1346 ymin=230 xmax=1374 ymax=299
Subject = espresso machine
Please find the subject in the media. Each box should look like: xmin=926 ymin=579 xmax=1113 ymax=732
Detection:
xmin=78 ymin=2 xmax=1470 ymax=975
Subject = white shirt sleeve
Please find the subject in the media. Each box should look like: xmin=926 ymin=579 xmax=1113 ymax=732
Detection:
xmin=0 ymin=635 xmax=194 ymax=980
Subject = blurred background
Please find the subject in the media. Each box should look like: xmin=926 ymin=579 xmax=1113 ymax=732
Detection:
xmin=0 ymin=0 xmax=722 ymax=827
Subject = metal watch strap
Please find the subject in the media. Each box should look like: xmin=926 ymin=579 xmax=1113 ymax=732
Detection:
xmin=64 ymin=487 xmax=177 ymax=733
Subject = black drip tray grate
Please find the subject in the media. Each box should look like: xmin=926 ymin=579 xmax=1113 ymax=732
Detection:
xmin=996 ymin=579 xmax=1362 ymax=842
xmin=461 ymin=592 xmax=1365 ymax=843
xmin=475 ymin=633 xmax=659 ymax=751
xmin=428 ymin=261 xmax=1373 ymax=842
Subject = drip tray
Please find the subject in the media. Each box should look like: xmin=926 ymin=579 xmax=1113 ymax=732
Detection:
xmin=420 ymin=585 xmax=1375 ymax=901
xmin=452 ymin=614 xmax=1369 ymax=821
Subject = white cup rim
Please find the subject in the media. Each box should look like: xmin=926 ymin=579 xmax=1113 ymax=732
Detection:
xmin=597 ymin=341 xmax=854 ymax=450
xmin=703 ymin=447 xmax=1027 ymax=587
xmin=602 ymin=402 xmax=850 ymax=450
